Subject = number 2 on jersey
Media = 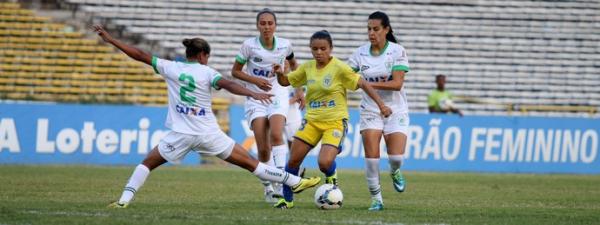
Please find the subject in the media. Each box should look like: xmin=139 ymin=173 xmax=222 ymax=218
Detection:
xmin=179 ymin=73 xmax=196 ymax=105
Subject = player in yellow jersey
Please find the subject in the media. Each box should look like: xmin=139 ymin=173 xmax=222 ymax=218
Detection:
xmin=271 ymin=30 xmax=392 ymax=209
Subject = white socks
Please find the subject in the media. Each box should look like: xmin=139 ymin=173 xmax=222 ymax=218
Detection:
xmin=118 ymin=164 xmax=150 ymax=204
xmin=260 ymin=154 xmax=276 ymax=188
xmin=271 ymin=144 xmax=288 ymax=169
xmin=365 ymin=158 xmax=382 ymax=202
xmin=253 ymin=162 xmax=301 ymax=187
xmin=389 ymin=154 xmax=403 ymax=172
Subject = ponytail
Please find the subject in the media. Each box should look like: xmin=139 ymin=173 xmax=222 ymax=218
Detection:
xmin=386 ymin=28 xmax=397 ymax=43
xmin=182 ymin=38 xmax=210 ymax=58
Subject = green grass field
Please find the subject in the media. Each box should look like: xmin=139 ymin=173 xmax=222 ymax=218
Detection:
xmin=1 ymin=165 xmax=599 ymax=225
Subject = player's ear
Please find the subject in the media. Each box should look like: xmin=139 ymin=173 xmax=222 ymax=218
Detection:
xmin=198 ymin=52 xmax=208 ymax=64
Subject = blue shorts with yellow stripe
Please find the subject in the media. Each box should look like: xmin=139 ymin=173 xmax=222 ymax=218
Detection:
xmin=293 ymin=119 xmax=348 ymax=151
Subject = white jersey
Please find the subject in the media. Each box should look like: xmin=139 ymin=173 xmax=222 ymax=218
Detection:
xmin=152 ymin=56 xmax=223 ymax=135
xmin=235 ymin=36 xmax=294 ymax=95
xmin=347 ymin=42 xmax=410 ymax=114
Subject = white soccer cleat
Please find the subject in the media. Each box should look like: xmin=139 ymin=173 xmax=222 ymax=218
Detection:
xmin=264 ymin=189 xmax=280 ymax=203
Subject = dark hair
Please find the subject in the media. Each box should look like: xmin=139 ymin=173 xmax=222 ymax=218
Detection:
xmin=435 ymin=74 xmax=446 ymax=79
xmin=182 ymin=38 xmax=210 ymax=58
xmin=256 ymin=8 xmax=277 ymax=24
xmin=310 ymin=30 xmax=333 ymax=48
xmin=368 ymin=11 xmax=397 ymax=43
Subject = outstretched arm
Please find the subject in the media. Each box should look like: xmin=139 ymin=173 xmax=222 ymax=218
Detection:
xmin=93 ymin=25 xmax=152 ymax=66
xmin=358 ymin=79 xmax=392 ymax=117
xmin=216 ymin=78 xmax=273 ymax=104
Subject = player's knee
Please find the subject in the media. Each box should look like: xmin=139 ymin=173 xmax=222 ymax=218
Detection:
xmin=269 ymin=130 xmax=284 ymax=144
xmin=318 ymin=159 xmax=332 ymax=173
xmin=287 ymin=158 xmax=302 ymax=168
xmin=257 ymin=153 xmax=270 ymax=163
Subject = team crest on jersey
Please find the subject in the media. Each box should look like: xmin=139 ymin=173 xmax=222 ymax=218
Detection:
xmin=322 ymin=75 xmax=332 ymax=88
xmin=253 ymin=57 xmax=263 ymax=62
xmin=271 ymin=98 xmax=280 ymax=108
xmin=360 ymin=65 xmax=370 ymax=72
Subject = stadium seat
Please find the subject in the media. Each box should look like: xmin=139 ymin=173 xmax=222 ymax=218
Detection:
xmin=4 ymin=0 xmax=599 ymax=117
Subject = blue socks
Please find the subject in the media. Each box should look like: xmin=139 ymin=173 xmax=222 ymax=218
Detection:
xmin=324 ymin=160 xmax=336 ymax=177
xmin=283 ymin=166 xmax=299 ymax=202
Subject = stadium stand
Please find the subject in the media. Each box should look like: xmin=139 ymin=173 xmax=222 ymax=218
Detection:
xmin=2 ymin=0 xmax=599 ymax=118
xmin=0 ymin=1 xmax=232 ymax=130
xmin=0 ymin=1 xmax=168 ymax=105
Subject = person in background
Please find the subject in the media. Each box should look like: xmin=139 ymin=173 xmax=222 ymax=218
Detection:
xmin=428 ymin=74 xmax=463 ymax=116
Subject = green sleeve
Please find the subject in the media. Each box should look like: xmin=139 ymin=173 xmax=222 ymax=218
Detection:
xmin=235 ymin=55 xmax=247 ymax=64
xmin=151 ymin=56 xmax=159 ymax=74
xmin=392 ymin=65 xmax=409 ymax=72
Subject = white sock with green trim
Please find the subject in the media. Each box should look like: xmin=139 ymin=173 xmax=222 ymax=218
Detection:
xmin=253 ymin=162 xmax=300 ymax=187
xmin=272 ymin=144 xmax=288 ymax=169
xmin=118 ymin=164 xmax=150 ymax=204
xmin=365 ymin=158 xmax=383 ymax=202
xmin=389 ymin=154 xmax=403 ymax=173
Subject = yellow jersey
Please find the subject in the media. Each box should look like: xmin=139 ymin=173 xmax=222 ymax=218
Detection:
xmin=287 ymin=57 xmax=360 ymax=121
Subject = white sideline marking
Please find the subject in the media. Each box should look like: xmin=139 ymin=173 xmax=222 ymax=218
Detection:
xmin=22 ymin=210 xmax=110 ymax=217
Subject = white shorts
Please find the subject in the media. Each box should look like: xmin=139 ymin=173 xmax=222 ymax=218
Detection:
xmin=359 ymin=110 xmax=410 ymax=136
xmin=285 ymin=102 xmax=302 ymax=142
xmin=157 ymin=130 xmax=235 ymax=164
xmin=245 ymin=90 xmax=289 ymax=128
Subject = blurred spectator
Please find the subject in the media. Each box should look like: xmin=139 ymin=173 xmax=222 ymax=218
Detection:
xmin=428 ymin=74 xmax=463 ymax=116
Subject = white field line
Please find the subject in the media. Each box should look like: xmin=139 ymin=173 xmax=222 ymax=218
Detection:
xmin=20 ymin=210 xmax=449 ymax=225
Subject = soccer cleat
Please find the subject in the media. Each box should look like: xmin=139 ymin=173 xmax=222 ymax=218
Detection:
xmin=325 ymin=172 xmax=338 ymax=186
xmin=107 ymin=201 xmax=129 ymax=208
xmin=299 ymin=167 xmax=306 ymax=178
xmin=272 ymin=183 xmax=283 ymax=199
xmin=368 ymin=199 xmax=384 ymax=211
xmin=391 ymin=169 xmax=406 ymax=192
xmin=291 ymin=176 xmax=321 ymax=193
xmin=264 ymin=189 xmax=280 ymax=203
xmin=273 ymin=198 xmax=294 ymax=209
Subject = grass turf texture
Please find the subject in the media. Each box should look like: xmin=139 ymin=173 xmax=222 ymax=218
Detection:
xmin=1 ymin=165 xmax=599 ymax=225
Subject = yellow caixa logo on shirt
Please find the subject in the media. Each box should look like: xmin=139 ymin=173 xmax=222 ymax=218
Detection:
xmin=322 ymin=74 xmax=332 ymax=88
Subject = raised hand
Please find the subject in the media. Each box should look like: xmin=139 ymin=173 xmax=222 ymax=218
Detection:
xmin=92 ymin=25 xmax=113 ymax=43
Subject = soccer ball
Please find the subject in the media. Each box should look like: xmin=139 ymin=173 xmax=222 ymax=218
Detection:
xmin=438 ymin=98 xmax=454 ymax=111
xmin=314 ymin=184 xmax=343 ymax=210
